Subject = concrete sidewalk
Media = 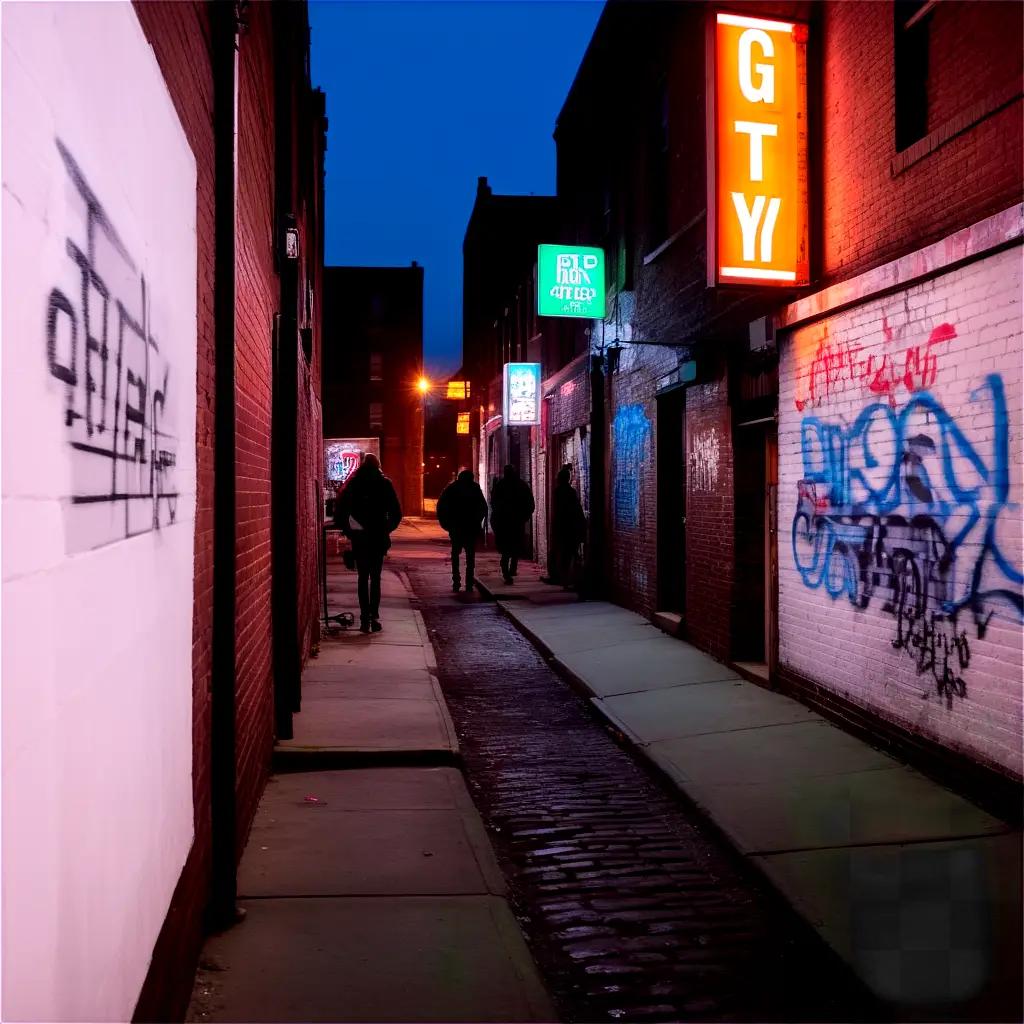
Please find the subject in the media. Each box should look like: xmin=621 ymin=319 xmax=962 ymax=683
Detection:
xmin=475 ymin=553 xmax=1023 ymax=1022
xmin=187 ymin=528 xmax=556 ymax=1023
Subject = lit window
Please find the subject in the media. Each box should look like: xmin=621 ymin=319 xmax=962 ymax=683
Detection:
xmin=370 ymin=352 xmax=383 ymax=381
xmin=369 ymin=402 xmax=384 ymax=430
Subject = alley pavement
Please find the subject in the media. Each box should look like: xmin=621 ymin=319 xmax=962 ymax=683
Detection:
xmin=186 ymin=519 xmax=1021 ymax=1024
xmin=186 ymin=525 xmax=555 ymax=1023
xmin=474 ymin=550 xmax=1023 ymax=1022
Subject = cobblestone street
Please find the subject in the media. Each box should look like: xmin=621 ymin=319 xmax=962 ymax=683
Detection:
xmin=396 ymin=524 xmax=879 ymax=1023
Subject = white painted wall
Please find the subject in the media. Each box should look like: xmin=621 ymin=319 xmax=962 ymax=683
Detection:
xmin=2 ymin=3 xmax=198 ymax=1019
xmin=778 ymin=243 xmax=1023 ymax=778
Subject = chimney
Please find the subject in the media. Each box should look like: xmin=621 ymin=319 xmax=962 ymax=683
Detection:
xmin=477 ymin=175 xmax=491 ymax=197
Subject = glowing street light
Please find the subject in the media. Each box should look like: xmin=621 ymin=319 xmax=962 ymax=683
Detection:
xmin=416 ymin=376 xmax=430 ymax=395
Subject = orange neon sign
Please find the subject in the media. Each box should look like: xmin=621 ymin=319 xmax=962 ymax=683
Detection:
xmin=709 ymin=11 xmax=809 ymax=286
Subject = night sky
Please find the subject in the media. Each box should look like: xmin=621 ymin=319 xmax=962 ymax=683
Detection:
xmin=309 ymin=0 xmax=603 ymax=377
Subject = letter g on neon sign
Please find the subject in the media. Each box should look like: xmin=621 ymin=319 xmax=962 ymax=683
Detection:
xmin=739 ymin=29 xmax=775 ymax=103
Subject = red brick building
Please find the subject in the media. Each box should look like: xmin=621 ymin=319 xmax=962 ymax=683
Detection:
xmin=322 ymin=264 xmax=425 ymax=517
xmin=462 ymin=177 xmax=563 ymax=557
xmin=2 ymin=3 xmax=326 ymax=1020
xmin=135 ymin=3 xmax=327 ymax=1017
xmin=519 ymin=0 xmax=1022 ymax=799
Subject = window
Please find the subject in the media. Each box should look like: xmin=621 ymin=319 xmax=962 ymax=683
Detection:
xmin=369 ymin=402 xmax=384 ymax=431
xmin=894 ymin=1 xmax=933 ymax=150
xmin=369 ymin=352 xmax=383 ymax=381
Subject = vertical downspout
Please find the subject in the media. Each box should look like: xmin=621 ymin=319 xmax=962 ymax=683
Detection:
xmin=588 ymin=353 xmax=607 ymax=599
xmin=209 ymin=0 xmax=241 ymax=929
xmin=272 ymin=1 xmax=300 ymax=739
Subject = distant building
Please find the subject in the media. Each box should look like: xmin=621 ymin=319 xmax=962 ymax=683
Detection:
xmin=462 ymin=177 xmax=561 ymax=554
xmin=322 ymin=264 xmax=425 ymax=516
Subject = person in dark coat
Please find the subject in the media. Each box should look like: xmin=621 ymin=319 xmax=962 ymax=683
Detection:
xmin=436 ymin=469 xmax=488 ymax=593
xmin=334 ymin=453 xmax=402 ymax=632
xmin=490 ymin=464 xmax=535 ymax=584
xmin=548 ymin=464 xmax=586 ymax=588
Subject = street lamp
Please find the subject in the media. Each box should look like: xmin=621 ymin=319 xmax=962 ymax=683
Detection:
xmin=415 ymin=376 xmax=430 ymax=515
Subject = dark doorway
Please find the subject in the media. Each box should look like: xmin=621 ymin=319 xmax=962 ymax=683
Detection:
xmin=733 ymin=420 xmax=776 ymax=665
xmin=656 ymin=388 xmax=686 ymax=614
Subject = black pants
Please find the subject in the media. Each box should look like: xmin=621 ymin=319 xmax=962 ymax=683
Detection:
xmin=500 ymin=551 xmax=519 ymax=579
xmin=353 ymin=538 xmax=385 ymax=620
xmin=451 ymin=535 xmax=476 ymax=585
xmin=552 ymin=539 xmax=578 ymax=587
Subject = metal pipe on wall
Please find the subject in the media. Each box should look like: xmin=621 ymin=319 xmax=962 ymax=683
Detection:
xmin=209 ymin=0 xmax=241 ymax=930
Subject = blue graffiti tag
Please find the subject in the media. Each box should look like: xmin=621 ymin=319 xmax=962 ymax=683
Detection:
xmin=613 ymin=404 xmax=651 ymax=528
xmin=792 ymin=374 xmax=1022 ymax=704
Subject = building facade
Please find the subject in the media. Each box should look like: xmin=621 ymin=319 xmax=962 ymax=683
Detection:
xmin=322 ymin=264 xmax=425 ymax=517
xmin=476 ymin=0 xmax=1022 ymax=797
xmin=462 ymin=177 xmax=564 ymax=557
xmin=1 ymin=2 xmax=326 ymax=1019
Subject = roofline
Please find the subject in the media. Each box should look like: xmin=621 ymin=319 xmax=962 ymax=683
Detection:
xmin=554 ymin=0 xmax=613 ymax=136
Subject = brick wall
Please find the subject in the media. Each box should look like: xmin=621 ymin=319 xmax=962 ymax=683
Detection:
xmin=297 ymin=351 xmax=323 ymax=661
xmin=778 ymin=242 xmax=1023 ymax=780
xmin=684 ymin=373 xmax=735 ymax=661
xmin=606 ymin=343 xmax=677 ymax=618
xmin=820 ymin=1 xmax=1023 ymax=284
xmin=130 ymin=4 xmax=214 ymax=1018
xmin=132 ymin=5 xmax=325 ymax=1017
xmin=233 ymin=0 xmax=278 ymax=847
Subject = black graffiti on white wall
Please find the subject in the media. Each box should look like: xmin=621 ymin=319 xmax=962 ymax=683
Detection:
xmin=46 ymin=140 xmax=178 ymax=547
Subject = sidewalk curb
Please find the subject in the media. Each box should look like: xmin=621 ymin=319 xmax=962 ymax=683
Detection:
xmin=271 ymin=747 xmax=462 ymax=773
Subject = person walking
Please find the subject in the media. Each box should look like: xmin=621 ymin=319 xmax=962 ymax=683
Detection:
xmin=333 ymin=453 xmax=402 ymax=632
xmin=490 ymin=463 xmax=535 ymax=585
xmin=548 ymin=464 xmax=586 ymax=589
xmin=436 ymin=469 xmax=488 ymax=593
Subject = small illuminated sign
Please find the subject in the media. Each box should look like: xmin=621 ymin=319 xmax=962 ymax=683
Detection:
xmin=709 ymin=12 xmax=809 ymax=287
xmin=456 ymin=412 xmax=471 ymax=435
xmin=446 ymin=380 xmax=471 ymax=400
xmin=537 ymin=244 xmax=606 ymax=319
xmin=503 ymin=362 xmax=541 ymax=426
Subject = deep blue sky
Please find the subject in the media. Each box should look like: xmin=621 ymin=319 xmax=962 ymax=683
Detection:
xmin=309 ymin=0 xmax=603 ymax=377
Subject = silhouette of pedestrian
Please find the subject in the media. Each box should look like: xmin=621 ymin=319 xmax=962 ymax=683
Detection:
xmin=490 ymin=464 xmax=535 ymax=585
xmin=547 ymin=464 xmax=586 ymax=589
xmin=437 ymin=469 xmax=488 ymax=593
xmin=334 ymin=453 xmax=402 ymax=632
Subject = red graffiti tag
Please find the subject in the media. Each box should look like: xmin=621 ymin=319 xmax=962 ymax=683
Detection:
xmin=339 ymin=450 xmax=360 ymax=481
xmin=795 ymin=321 xmax=957 ymax=411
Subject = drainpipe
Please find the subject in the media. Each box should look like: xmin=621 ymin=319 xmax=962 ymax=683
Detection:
xmin=209 ymin=0 xmax=241 ymax=930
xmin=272 ymin=3 xmax=300 ymax=739
xmin=588 ymin=353 xmax=607 ymax=599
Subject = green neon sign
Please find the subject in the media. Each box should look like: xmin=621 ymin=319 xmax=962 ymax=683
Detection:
xmin=537 ymin=244 xmax=606 ymax=319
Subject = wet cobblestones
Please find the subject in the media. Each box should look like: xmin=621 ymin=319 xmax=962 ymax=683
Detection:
xmin=404 ymin=553 xmax=879 ymax=1023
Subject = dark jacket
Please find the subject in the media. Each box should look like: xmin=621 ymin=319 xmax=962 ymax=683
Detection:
xmin=552 ymin=479 xmax=586 ymax=547
xmin=437 ymin=475 xmax=487 ymax=540
xmin=334 ymin=464 xmax=402 ymax=552
xmin=490 ymin=473 xmax=535 ymax=550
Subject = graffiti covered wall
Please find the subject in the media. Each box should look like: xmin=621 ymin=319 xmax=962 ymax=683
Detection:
xmin=325 ymin=437 xmax=380 ymax=488
xmin=778 ymin=246 xmax=1023 ymax=778
xmin=2 ymin=4 xmax=198 ymax=1020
